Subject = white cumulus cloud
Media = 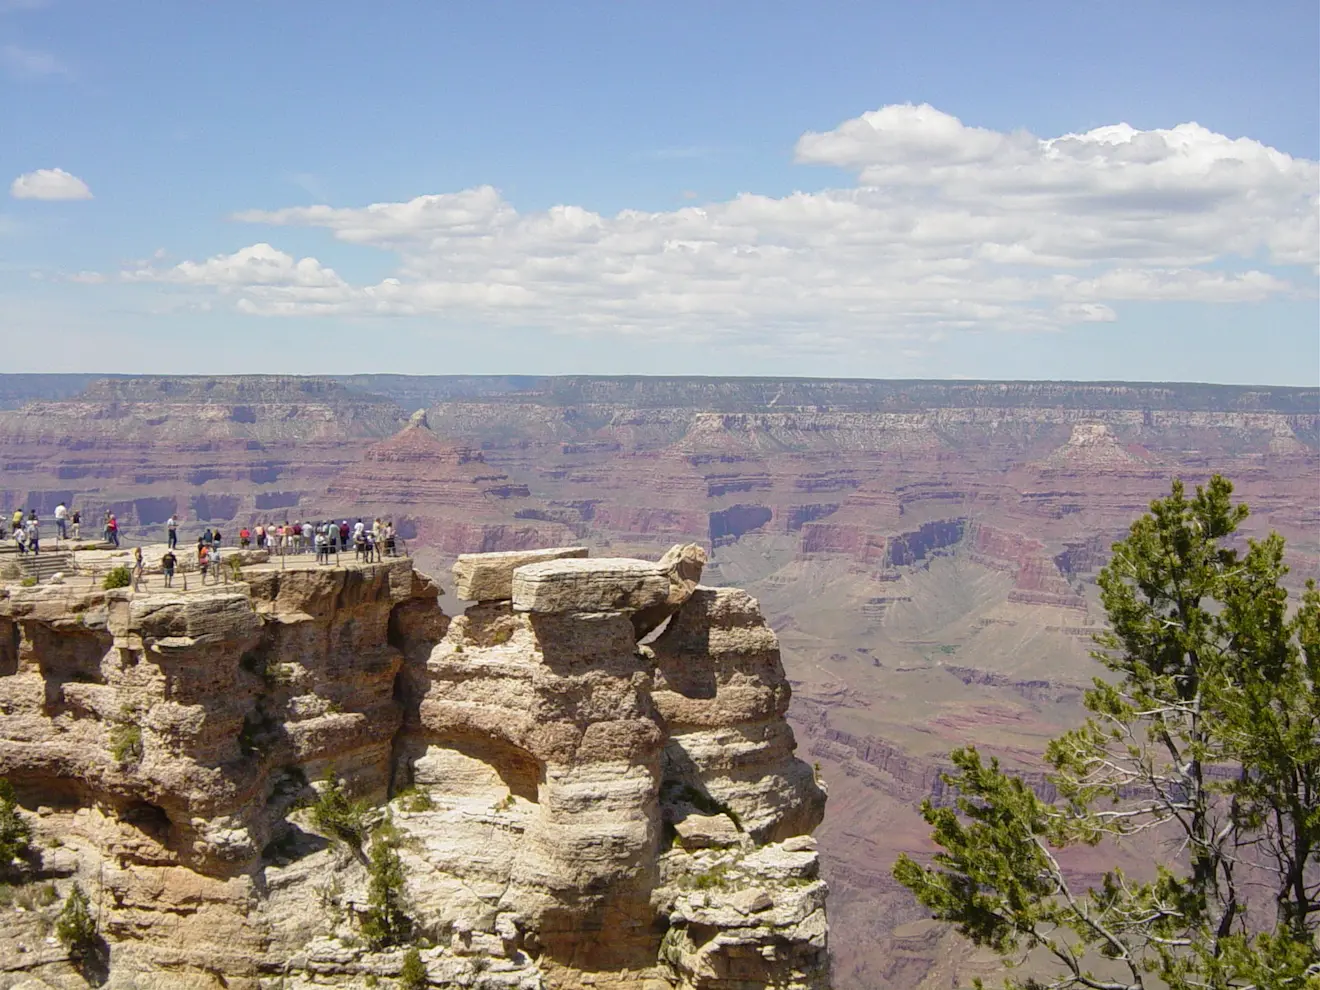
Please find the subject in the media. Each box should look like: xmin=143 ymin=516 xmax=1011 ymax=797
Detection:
xmin=122 ymin=105 xmax=1317 ymax=346
xmin=10 ymin=167 xmax=92 ymax=200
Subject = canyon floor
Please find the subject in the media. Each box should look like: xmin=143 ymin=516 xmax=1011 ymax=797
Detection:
xmin=1 ymin=374 xmax=1316 ymax=989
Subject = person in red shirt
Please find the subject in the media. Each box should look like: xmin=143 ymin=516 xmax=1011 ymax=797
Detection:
xmin=239 ymin=526 xmax=251 ymax=549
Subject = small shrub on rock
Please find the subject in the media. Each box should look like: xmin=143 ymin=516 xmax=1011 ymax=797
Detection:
xmin=109 ymin=722 xmax=143 ymax=766
xmin=102 ymin=566 xmax=132 ymax=590
xmin=55 ymin=882 xmax=97 ymax=961
xmin=399 ymin=946 xmax=427 ymax=989
xmin=310 ymin=771 xmax=371 ymax=850
xmin=19 ymin=576 xmax=37 ymax=588
xmin=395 ymin=787 xmax=433 ymax=813
xmin=0 ymin=779 xmax=32 ymax=875
xmin=361 ymin=818 xmax=412 ymax=949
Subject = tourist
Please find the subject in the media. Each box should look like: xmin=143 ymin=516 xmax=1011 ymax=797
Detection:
xmin=239 ymin=525 xmax=251 ymax=549
xmin=54 ymin=502 xmax=68 ymax=540
xmin=132 ymin=546 xmax=146 ymax=591
xmin=70 ymin=509 xmax=80 ymax=540
xmin=10 ymin=508 xmax=23 ymax=534
xmin=202 ymin=528 xmax=214 ymax=548
xmin=167 ymin=513 xmax=179 ymax=549
xmin=301 ymin=520 xmax=313 ymax=551
xmin=213 ymin=527 xmax=223 ymax=548
xmin=255 ymin=522 xmax=266 ymax=550
xmin=14 ymin=525 xmax=27 ymax=555
xmin=198 ymin=544 xmax=210 ymax=584
xmin=354 ymin=529 xmax=368 ymax=560
xmin=211 ymin=543 xmax=222 ymax=581
xmin=339 ymin=520 xmax=350 ymax=548
xmin=384 ymin=520 xmax=396 ymax=557
xmin=161 ymin=549 xmax=177 ymax=588
xmin=106 ymin=512 xmax=120 ymax=547
xmin=26 ymin=513 xmax=39 ymax=555
xmin=314 ymin=529 xmax=327 ymax=564
xmin=353 ymin=518 xmax=366 ymax=544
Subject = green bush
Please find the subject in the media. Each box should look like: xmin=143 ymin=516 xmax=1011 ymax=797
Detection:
xmin=19 ymin=576 xmax=37 ymax=588
xmin=0 ymin=779 xmax=32 ymax=874
xmin=360 ymin=818 xmax=412 ymax=950
xmin=399 ymin=946 xmax=427 ymax=989
xmin=55 ymin=882 xmax=97 ymax=960
xmin=109 ymin=722 xmax=143 ymax=765
xmin=395 ymin=787 xmax=433 ymax=813
xmin=309 ymin=771 xmax=371 ymax=850
xmin=102 ymin=566 xmax=132 ymax=590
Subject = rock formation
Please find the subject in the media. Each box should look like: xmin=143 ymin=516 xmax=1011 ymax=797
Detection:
xmin=0 ymin=545 xmax=827 ymax=989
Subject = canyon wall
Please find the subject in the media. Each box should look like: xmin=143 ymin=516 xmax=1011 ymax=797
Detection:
xmin=0 ymin=547 xmax=826 ymax=989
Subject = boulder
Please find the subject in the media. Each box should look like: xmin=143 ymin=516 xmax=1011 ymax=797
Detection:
xmin=511 ymin=557 xmax=670 ymax=614
xmin=673 ymin=812 xmax=742 ymax=850
xmin=633 ymin=542 xmax=708 ymax=639
xmin=452 ymin=546 xmax=588 ymax=602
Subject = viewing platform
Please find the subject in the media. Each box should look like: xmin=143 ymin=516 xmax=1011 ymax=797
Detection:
xmin=0 ymin=541 xmax=411 ymax=597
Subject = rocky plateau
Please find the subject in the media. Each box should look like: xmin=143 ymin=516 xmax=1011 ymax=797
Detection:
xmin=0 ymin=543 xmax=826 ymax=989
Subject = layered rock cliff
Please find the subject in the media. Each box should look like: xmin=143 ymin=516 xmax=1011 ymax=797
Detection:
xmin=0 ymin=546 xmax=827 ymax=989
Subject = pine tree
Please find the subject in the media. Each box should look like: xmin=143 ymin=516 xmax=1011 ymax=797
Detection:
xmin=0 ymin=778 xmax=31 ymax=875
xmin=399 ymin=946 xmax=428 ymax=989
xmin=893 ymin=476 xmax=1319 ymax=989
xmin=55 ymin=882 xmax=98 ymax=961
xmin=360 ymin=817 xmax=412 ymax=949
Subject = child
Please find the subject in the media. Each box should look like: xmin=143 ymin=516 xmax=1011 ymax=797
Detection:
xmin=161 ymin=549 xmax=177 ymax=588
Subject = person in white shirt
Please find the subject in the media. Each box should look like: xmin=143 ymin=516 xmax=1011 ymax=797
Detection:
xmin=166 ymin=514 xmax=179 ymax=549
xmin=54 ymin=502 xmax=68 ymax=540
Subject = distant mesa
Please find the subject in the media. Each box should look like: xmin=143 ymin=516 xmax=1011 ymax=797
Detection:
xmin=1039 ymin=422 xmax=1158 ymax=471
xmin=1268 ymin=421 xmax=1309 ymax=458
xmin=362 ymin=413 xmax=483 ymax=466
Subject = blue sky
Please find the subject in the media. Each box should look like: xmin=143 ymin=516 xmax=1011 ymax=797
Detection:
xmin=2 ymin=1 xmax=1317 ymax=383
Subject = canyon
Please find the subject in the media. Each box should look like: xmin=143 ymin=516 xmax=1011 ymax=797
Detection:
xmin=0 ymin=374 xmax=1316 ymax=989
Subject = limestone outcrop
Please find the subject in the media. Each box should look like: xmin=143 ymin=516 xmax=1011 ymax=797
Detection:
xmin=0 ymin=545 xmax=827 ymax=989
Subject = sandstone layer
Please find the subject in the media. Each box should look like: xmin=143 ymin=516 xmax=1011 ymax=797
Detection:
xmin=0 ymin=545 xmax=827 ymax=990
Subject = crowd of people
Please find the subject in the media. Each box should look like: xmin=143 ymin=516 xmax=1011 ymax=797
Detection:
xmin=174 ymin=515 xmax=401 ymax=563
xmin=4 ymin=503 xmax=404 ymax=583
xmin=3 ymin=502 xmax=83 ymax=554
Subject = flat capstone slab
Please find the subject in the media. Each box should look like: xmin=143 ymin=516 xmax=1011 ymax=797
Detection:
xmin=512 ymin=557 xmax=669 ymax=614
xmin=453 ymin=546 xmax=589 ymax=602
